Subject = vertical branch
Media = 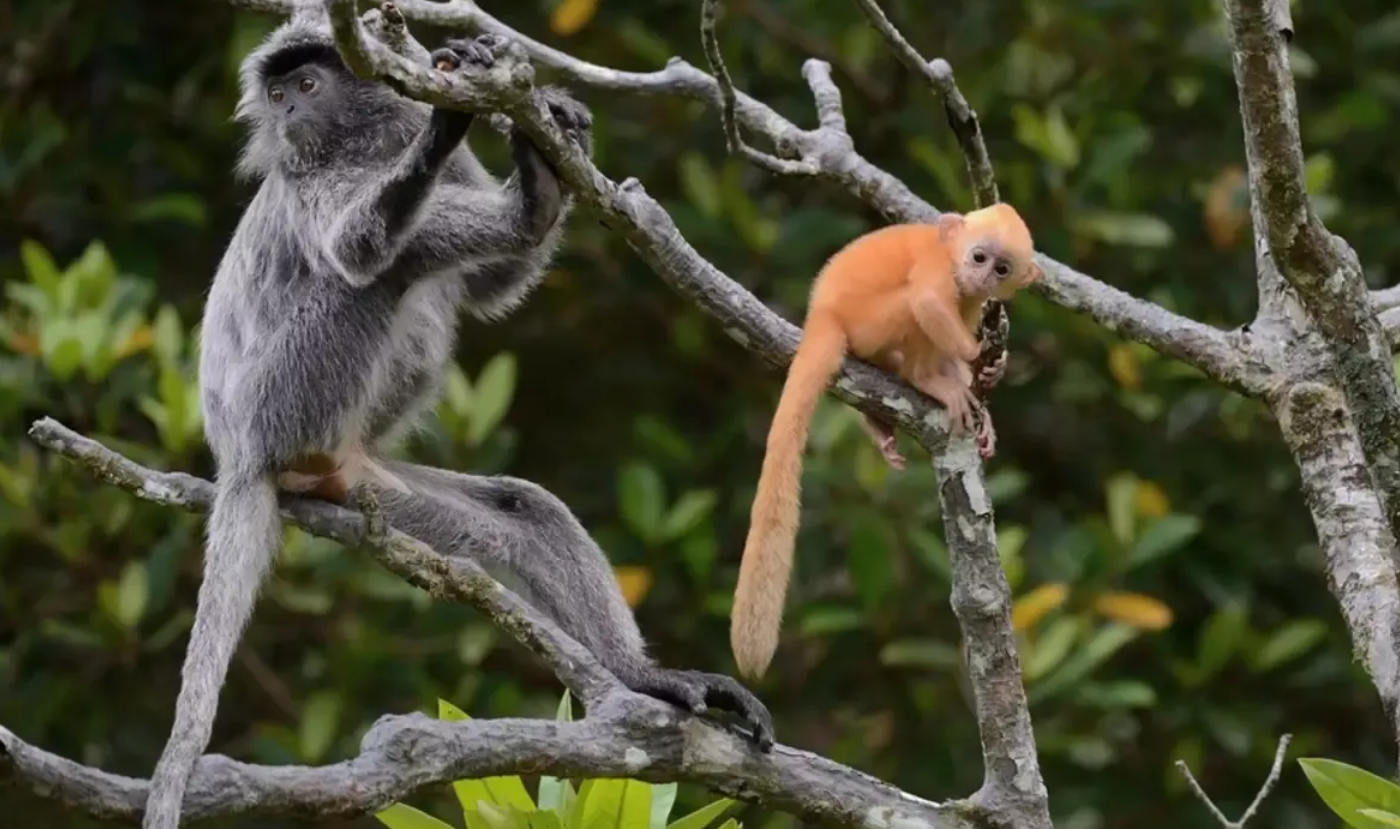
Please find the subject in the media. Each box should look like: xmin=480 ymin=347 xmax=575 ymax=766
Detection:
xmin=1226 ymin=0 xmax=1400 ymax=546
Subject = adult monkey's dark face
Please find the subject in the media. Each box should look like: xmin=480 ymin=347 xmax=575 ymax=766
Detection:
xmin=265 ymin=60 xmax=340 ymax=150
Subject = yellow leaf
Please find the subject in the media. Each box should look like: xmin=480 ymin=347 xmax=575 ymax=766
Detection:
xmin=1134 ymin=480 xmax=1170 ymax=519
xmin=550 ymin=0 xmax=599 ymax=36
xmin=1107 ymin=344 xmax=1141 ymax=390
xmin=1011 ymin=582 xmax=1069 ymax=632
xmin=613 ymin=565 xmax=653 ymax=608
xmin=1092 ymin=590 xmax=1173 ymax=631
xmin=1203 ymin=165 xmax=1248 ymax=250
xmin=113 ymin=324 xmax=155 ymax=360
xmin=6 ymin=331 xmax=39 ymax=356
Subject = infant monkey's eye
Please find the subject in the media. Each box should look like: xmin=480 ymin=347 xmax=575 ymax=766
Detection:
xmin=269 ymin=86 xmax=285 ymax=103
xmin=299 ymin=76 xmax=317 ymax=93
xmin=994 ymin=262 xmax=1011 ymax=276
xmin=971 ymin=249 xmax=988 ymax=265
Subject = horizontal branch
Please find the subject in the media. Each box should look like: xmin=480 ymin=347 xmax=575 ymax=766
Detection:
xmin=4 ymin=418 xmax=984 ymax=829
xmin=229 ymin=0 xmax=1265 ymax=398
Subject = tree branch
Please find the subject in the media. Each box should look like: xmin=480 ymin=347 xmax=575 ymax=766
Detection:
xmin=225 ymin=0 xmax=1264 ymax=400
xmin=1274 ymin=383 xmax=1400 ymax=748
xmin=27 ymin=417 xmax=621 ymax=707
xmin=1226 ymin=0 xmax=1400 ymax=538
xmin=811 ymin=5 xmax=1043 ymax=822
xmin=700 ymin=0 xmax=819 ymax=175
xmin=3 ymin=419 xmax=991 ymax=829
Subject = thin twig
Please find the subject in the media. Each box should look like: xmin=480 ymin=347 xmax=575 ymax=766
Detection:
xmin=1175 ymin=734 xmax=1292 ymax=828
xmin=699 ymin=0 xmax=819 ymax=175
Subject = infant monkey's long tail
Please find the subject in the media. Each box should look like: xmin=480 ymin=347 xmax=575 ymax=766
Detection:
xmin=731 ymin=311 xmax=847 ymax=680
xmin=142 ymin=470 xmax=281 ymax=829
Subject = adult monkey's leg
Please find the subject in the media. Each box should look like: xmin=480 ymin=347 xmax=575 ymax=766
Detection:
xmin=370 ymin=460 xmax=775 ymax=749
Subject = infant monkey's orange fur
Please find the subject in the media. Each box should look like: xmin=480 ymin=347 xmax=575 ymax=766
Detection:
xmin=730 ymin=203 xmax=1042 ymax=679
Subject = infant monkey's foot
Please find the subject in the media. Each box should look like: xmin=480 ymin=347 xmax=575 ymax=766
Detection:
xmin=431 ymin=35 xmax=500 ymax=72
xmin=976 ymin=351 xmax=1007 ymax=393
xmin=975 ymin=409 xmax=997 ymax=460
xmin=879 ymin=436 xmax=906 ymax=471
xmin=621 ymin=666 xmax=775 ymax=751
xmin=352 ymin=486 xmax=390 ymax=549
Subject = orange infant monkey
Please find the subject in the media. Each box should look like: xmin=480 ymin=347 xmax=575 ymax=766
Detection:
xmin=730 ymin=203 xmax=1042 ymax=679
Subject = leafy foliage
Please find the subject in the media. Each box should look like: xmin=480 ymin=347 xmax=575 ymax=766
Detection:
xmin=375 ymin=691 xmax=740 ymax=829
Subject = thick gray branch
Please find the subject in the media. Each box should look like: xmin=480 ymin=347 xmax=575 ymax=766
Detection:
xmin=1273 ymin=384 xmax=1400 ymax=748
xmin=227 ymin=0 xmax=1262 ymax=397
xmin=928 ymin=441 xmax=1049 ymax=825
xmin=4 ymin=418 xmax=985 ymax=829
xmin=1226 ymin=0 xmax=1400 ymax=537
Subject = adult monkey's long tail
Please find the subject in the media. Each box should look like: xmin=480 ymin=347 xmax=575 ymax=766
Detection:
xmin=730 ymin=311 xmax=848 ymax=680
xmin=142 ymin=469 xmax=281 ymax=829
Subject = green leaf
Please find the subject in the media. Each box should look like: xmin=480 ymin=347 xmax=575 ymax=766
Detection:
xmin=1104 ymin=473 xmax=1138 ymax=546
xmin=443 ymin=364 xmax=475 ymax=415
xmin=19 ymin=239 xmax=61 ymax=295
xmin=1298 ymin=758 xmax=1400 ymax=829
xmin=648 ymin=784 xmax=679 ymax=829
xmin=298 ymin=690 xmax=342 ymax=763
xmin=113 ymin=561 xmax=149 ymax=629
xmin=1196 ymin=603 xmax=1249 ymax=680
xmin=678 ymin=152 xmax=721 ymax=219
xmin=152 ymin=304 xmax=184 ymax=367
xmin=556 ymin=689 xmax=574 ymax=722
xmin=846 ymin=512 xmax=894 ymax=610
xmin=617 ymin=461 xmax=666 ymax=542
xmin=571 ymin=778 xmax=652 ymax=829
xmin=1073 ymin=211 xmax=1175 ymax=248
xmin=1023 ymin=616 xmax=1080 ymax=681
xmin=131 ymin=193 xmax=209 ymax=226
xmin=41 ymin=323 xmax=84 ymax=381
xmin=484 ymin=774 xmax=537 ymax=813
xmin=438 ymin=701 xmax=535 ymax=819
xmin=1359 ymin=811 xmax=1400 ymax=828
xmin=477 ymin=802 xmax=532 ymax=829
xmin=1253 ymin=619 xmax=1328 ymax=672
xmin=797 ymin=606 xmax=865 ymax=636
xmin=469 ymin=353 xmax=518 ymax=445
xmin=1040 ymin=105 xmax=1081 ymax=169
xmin=666 ymin=798 xmax=735 ymax=829
xmin=1075 ymin=680 xmax=1157 ymax=708
xmin=375 ymin=803 xmax=458 ymax=829
xmin=529 ymin=810 xmax=567 ymax=829
xmin=658 ymin=490 xmax=718 ymax=543
xmin=1126 ymin=515 xmax=1202 ymax=569
xmin=878 ymin=638 xmax=961 ymax=669
xmin=1028 ymin=623 xmax=1139 ymax=703
xmin=66 ymin=241 xmax=117 ymax=311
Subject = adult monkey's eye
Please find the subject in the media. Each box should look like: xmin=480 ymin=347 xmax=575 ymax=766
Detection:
xmin=299 ymin=76 xmax=317 ymax=93
xmin=269 ymin=86 xmax=285 ymax=103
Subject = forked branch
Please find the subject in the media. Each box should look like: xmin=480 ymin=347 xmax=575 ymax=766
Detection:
xmin=0 ymin=418 xmax=987 ymax=829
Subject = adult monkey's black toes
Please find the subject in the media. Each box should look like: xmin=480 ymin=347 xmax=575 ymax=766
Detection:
xmin=621 ymin=666 xmax=775 ymax=752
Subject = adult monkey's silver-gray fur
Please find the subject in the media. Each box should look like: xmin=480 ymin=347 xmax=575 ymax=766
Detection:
xmin=141 ymin=9 xmax=774 ymax=828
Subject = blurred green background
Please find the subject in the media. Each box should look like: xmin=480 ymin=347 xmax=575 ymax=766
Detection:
xmin=4 ymin=0 xmax=1400 ymax=826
